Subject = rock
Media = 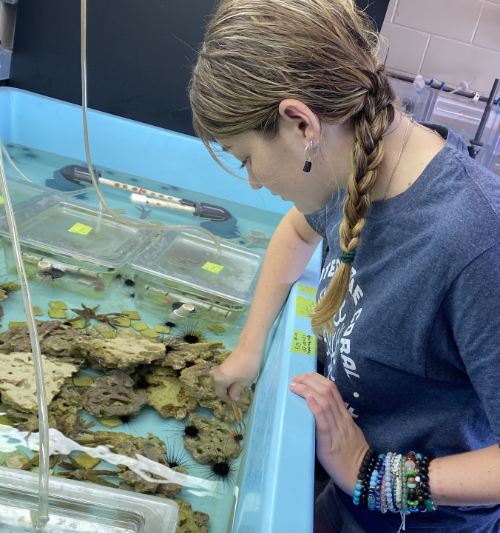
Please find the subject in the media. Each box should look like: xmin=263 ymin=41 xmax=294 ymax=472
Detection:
xmin=0 ymin=321 xmax=89 ymax=362
xmin=182 ymin=413 xmax=242 ymax=464
xmin=7 ymin=384 xmax=94 ymax=438
xmin=4 ymin=455 xmax=28 ymax=469
xmin=84 ymin=370 xmax=149 ymax=418
xmin=118 ymin=470 xmax=158 ymax=494
xmin=175 ymin=498 xmax=210 ymax=533
xmin=77 ymin=432 xmax=169 ymax=466
xmin=133 ymin=365 xmax=178 ymax=386
xmin=198 ymin=387 xmax=251 ymax=424
xmin=2 ymin=282 xmax=21 ymax=293
xmin=159 ymin=339 xmax=226 ymax=371
xmin=146 ymin=377 xmax=198 ymax=420
xmin=211 ymin=350 xmax=232 ymax=365
xmin=85 ymin=334 xmax=165 ymax=372
xmin=178 ymin=361 xmax=251 ymax=422
xmin=178 ymin=362 xmax=217 ymax=400
xmin=0 ymin=352 xmax=79 ymax=413
xmin=117 ymin=470 xmax=182 ymax=498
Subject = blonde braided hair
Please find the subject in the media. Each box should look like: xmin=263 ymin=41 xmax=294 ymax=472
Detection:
xmin=189 ymin=0 xmax=396 ymax=335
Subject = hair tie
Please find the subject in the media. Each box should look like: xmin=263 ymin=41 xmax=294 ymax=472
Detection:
xmin=340 ymin=250 xmax=356 ymax=263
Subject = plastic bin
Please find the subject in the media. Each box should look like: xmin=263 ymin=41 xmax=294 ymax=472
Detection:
xmin=1 ymin=176 xmax=49 ymax=208
xmin=131 ymin=229 xmax=264 ymax=325
xmin=427 ymin=91 xmax=500 ymax=171
xmin=389 ymin=78 xmax=434 ymax=122
xmin=0 ymin=466 xmax=178 ymax=532
xmin=0 ymin=87 xmax=319 ymax=533
xmin=0 ymin=196 xmax=159 ymax=299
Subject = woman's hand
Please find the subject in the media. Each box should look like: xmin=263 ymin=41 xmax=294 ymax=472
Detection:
xmin=210 ymin=345 xmax=262 ymax=403
xmin=290 ymin=372 xmax=370 ymax=496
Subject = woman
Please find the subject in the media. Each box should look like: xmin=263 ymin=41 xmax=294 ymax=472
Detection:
xmin=189 ymin=1 xmax=500 ymax=531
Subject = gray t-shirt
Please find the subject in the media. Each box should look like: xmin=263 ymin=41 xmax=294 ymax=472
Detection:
xmin=305 ymin=125 xmax=500 ymax=532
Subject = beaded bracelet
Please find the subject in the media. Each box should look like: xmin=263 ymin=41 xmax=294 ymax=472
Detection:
xmin=416 ymin=452 xmax=437 ymax=512
xmin=386 ymin=453 xmax=396 ymax=513
xmin=368 ymin=454 xmax=384 ymax=510
xmin=380 ymin=453 xmax=391 ymax=514
xmin=354 ymin=449 xmax=436 ymax=515
xmin=374 ymin=455 xmax=386 ymax=512
xmin=354 ymin=448 xmax=377 ymax=507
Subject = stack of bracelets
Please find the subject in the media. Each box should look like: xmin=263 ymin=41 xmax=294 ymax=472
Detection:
xmin=353 ymin=448 xmax=437 ymax=515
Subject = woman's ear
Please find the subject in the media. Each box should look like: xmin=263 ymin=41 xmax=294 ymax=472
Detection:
xmin=278 ymin=99 xmax=321 ymax=142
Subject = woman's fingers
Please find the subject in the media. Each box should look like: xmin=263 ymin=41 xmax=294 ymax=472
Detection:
xmin=227 ymin=382 xmax=245 ymax=402
xmin=292 ymin=372 xmax=346 ymax=419
xmin=290 ymin=381 xmax=339 ymax=438
xmin=209 ymin=367 xmax=232 ymax=403
xmin=307 ymin=396 xmax=331 ymax=438
xmin=292 ymin=372 xmax=351 ymax=417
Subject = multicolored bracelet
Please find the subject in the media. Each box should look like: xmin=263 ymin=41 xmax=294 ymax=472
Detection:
xmin=354 ymin=449 xmax=437 ymax=516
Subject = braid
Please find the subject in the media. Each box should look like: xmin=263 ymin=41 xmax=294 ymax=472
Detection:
xmin=311 ymin=67 xmax=395 ymax=335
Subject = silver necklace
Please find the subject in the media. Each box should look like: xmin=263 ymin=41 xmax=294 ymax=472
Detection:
xmin=383 ymin=118 xmax=414 ymax=201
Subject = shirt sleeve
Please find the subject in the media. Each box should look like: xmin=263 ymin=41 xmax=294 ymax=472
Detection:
xmin=444 ymin=241 xmax=500 ymax=446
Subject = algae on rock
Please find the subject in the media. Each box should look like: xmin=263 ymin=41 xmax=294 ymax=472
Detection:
xmin=175 ymin=498 xmax=210 ymax=533
xmin=146 ymin=377 xmax=199 ymax=420
xmin=182 ymin=413 xmax=242 ymax=464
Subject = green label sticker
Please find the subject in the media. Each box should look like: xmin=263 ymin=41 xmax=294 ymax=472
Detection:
xmin=290 ymin=329 xmax=317 ymax=356
xmin=0 ymin=196 xmax=4 ymax=205
xmin=297 ymin=284 xmax=317 ymax=297
xmin=68 ymin=223 xmax=93 ymax=235
xmin=295 ymin=295 xmax=316 ymax=318
xmin=202 ymin=262 xmax=224 ymax=274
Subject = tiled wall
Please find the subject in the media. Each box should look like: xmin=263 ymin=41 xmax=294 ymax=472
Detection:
xmin=381 ymin=0 xmax=500 ymax=96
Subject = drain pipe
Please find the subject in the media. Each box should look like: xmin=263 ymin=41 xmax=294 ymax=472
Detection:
xmin=468 ymin=79 xmax=500 ymax=159
xmin=0 ymin=0 xmax=18 ymax=53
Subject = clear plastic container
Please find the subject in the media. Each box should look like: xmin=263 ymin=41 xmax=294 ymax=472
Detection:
xmin=0 ymin=196 xmax=159 ymax=299
xmin=427 ymin=92 xmax=500 ymax=171
xmin=1 ymin=177 xmax=49 ymax=208
xmin=130 ymin=230 xmax=264 ymax=325
xmin=0 ymin=466 xmax=178 ymax=532
xmin=389 ymin=78 xmax=434 ymax=122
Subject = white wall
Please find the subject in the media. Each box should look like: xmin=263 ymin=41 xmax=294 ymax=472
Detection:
xmin=381 ymin=0 xmax=500 ymax=96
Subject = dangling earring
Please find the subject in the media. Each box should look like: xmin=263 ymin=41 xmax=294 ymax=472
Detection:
xmin=303 ymin=136 xmax=319 ymax=172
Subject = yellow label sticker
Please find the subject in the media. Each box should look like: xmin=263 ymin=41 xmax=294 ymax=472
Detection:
xmin=68 ymin=223 xmax=93 ymax=235
xmin=0 ymin=196 xmax=4 ymax=205
xmin=290 ymin=329 xmax=317 ymax=356
xmin=202 ymin=262 xmax=224 ymax=274
xmin=297 ymin=284 xmax=317 ymax=297
xmin=295 ymin=295 xmax=316 ymax=318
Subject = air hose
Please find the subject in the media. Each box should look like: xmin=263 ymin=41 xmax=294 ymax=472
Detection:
xmin=0 ymin=140 xmax=50 ymax=531
xmin=80 ymin=0 xmax=220 ymax=252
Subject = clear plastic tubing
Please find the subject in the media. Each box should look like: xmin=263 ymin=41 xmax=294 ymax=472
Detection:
xmin=0 ymin=140 xmax=50 ymax=530
xmin=80 ymin=0 xmax=220 ymax=255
